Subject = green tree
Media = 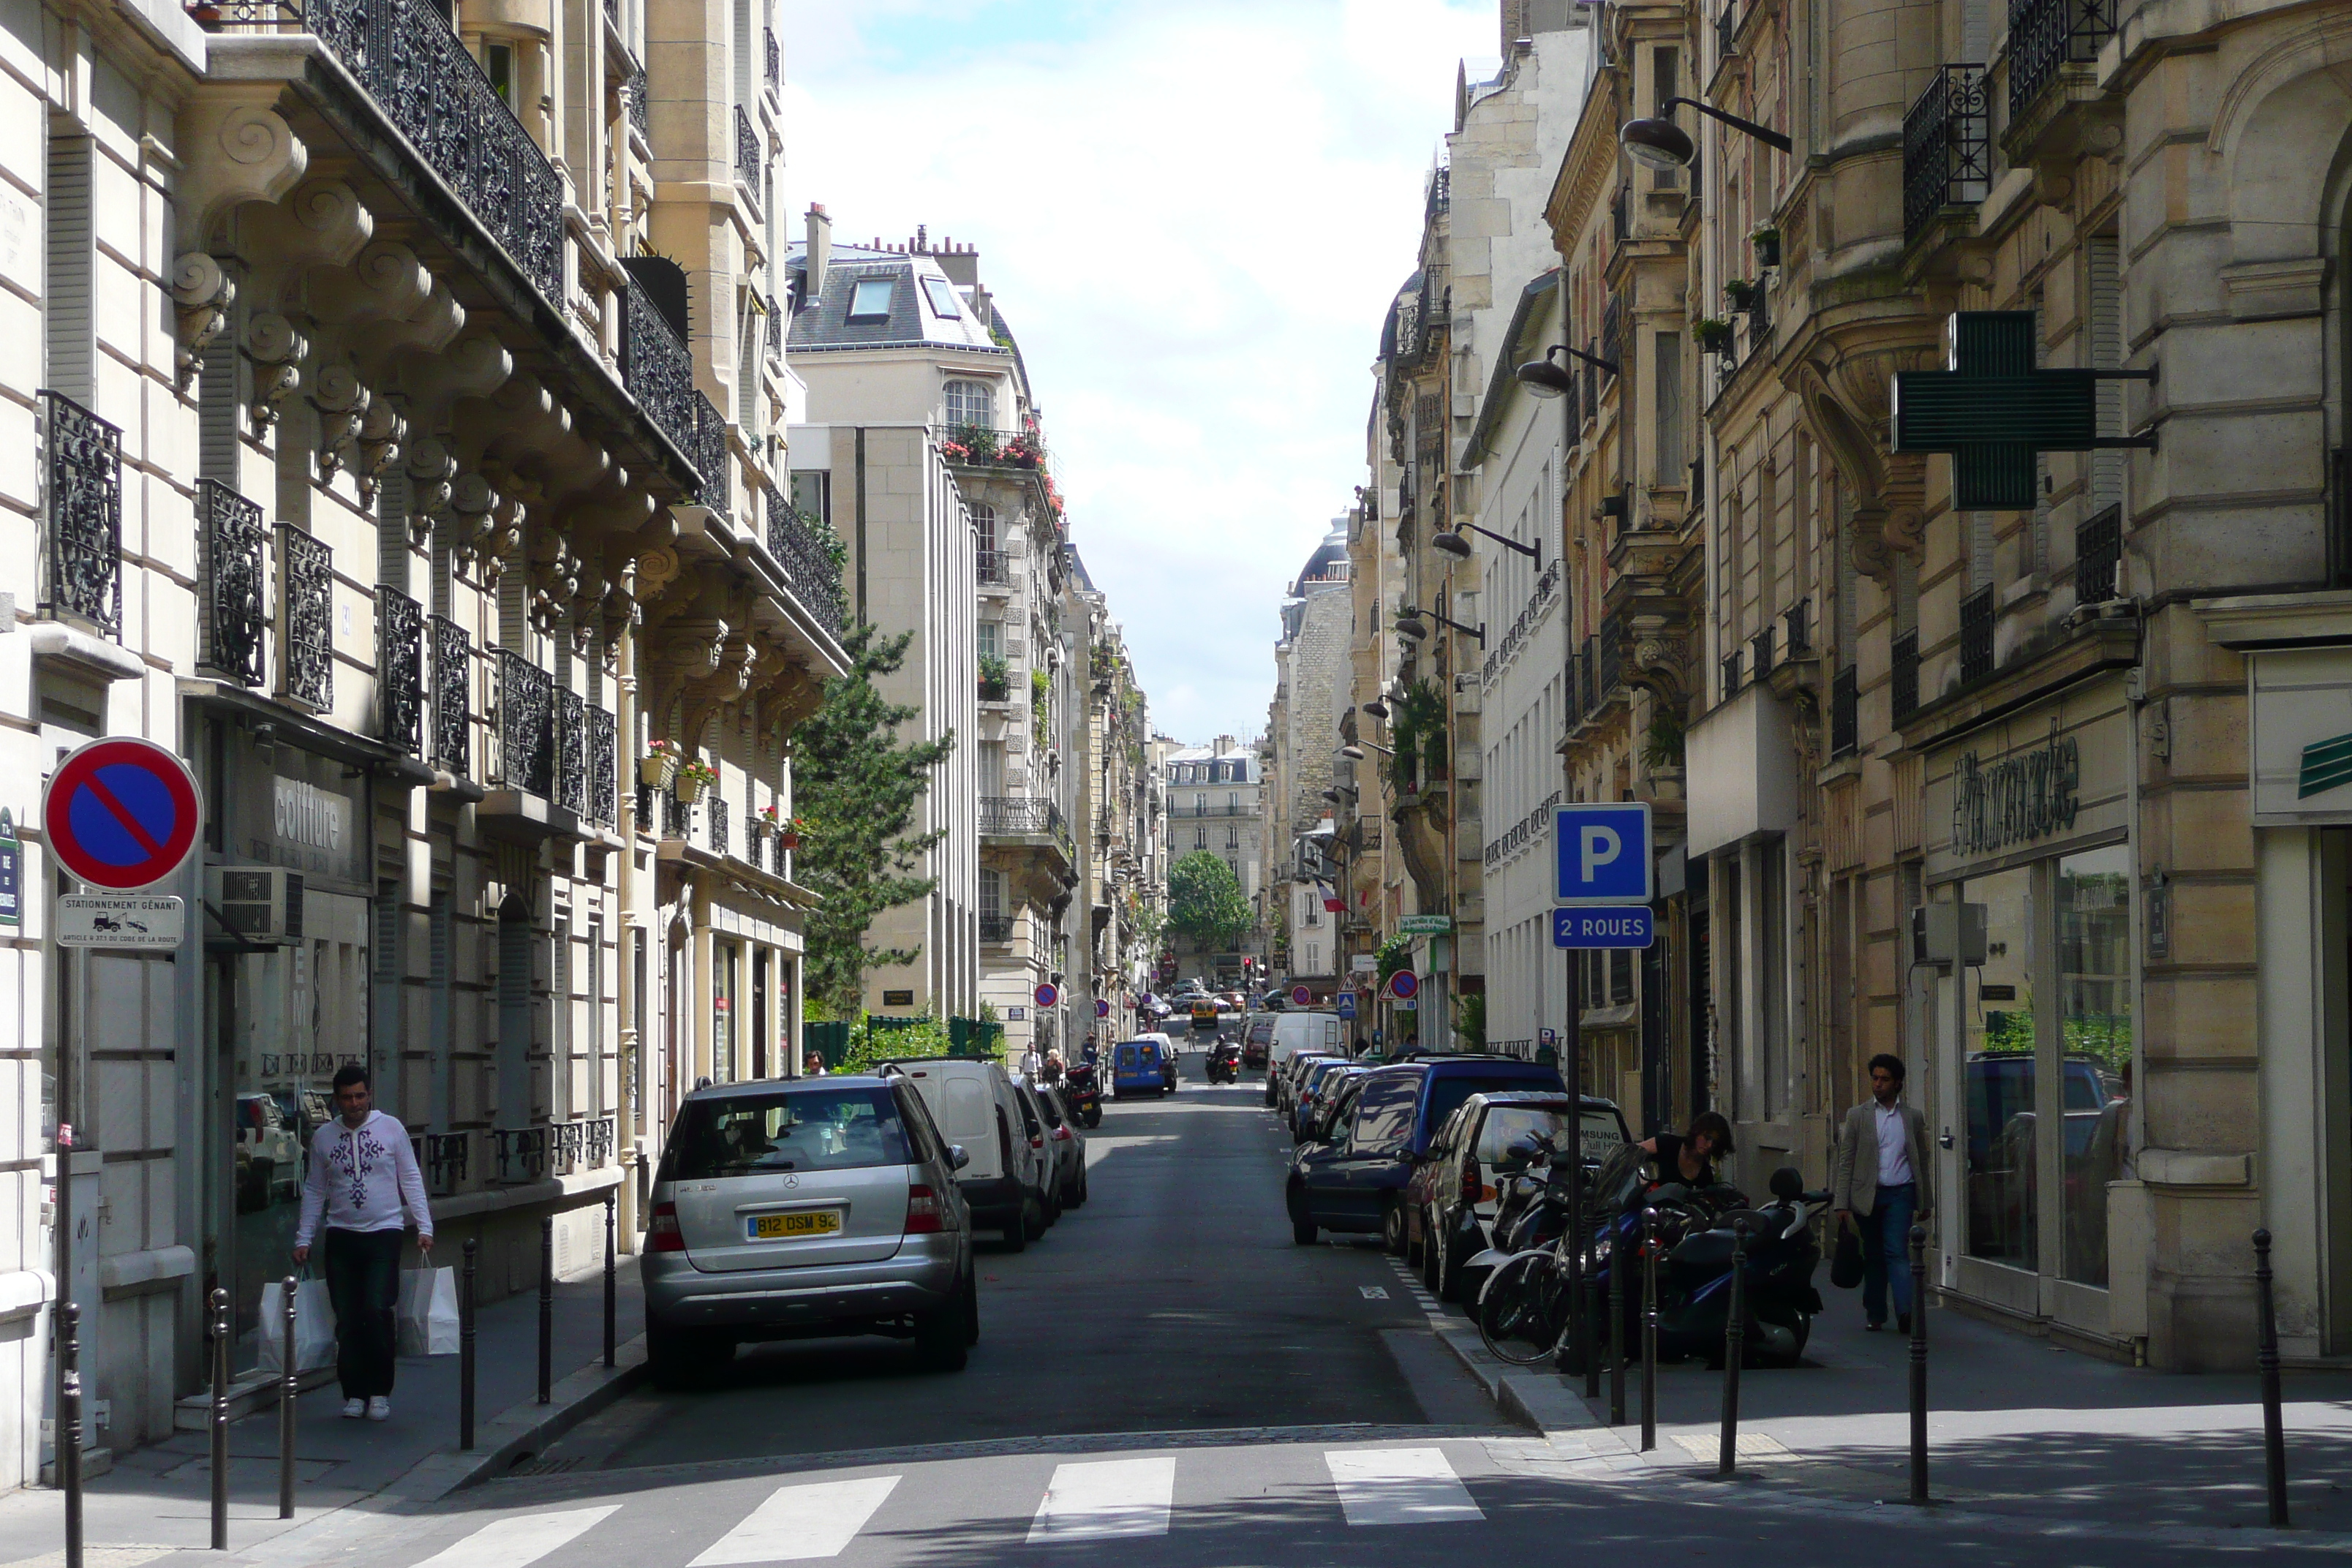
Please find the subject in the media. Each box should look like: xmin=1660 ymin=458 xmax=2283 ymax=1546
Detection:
xmin=796 ymin=624 xmax=957 ymax=1016
xmin=1168 ymin=851 xmax=1252 ymax=951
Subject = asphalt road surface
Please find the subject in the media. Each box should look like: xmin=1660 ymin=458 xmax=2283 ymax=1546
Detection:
xmin=274 ymin=1058 xmax=2342 ymax=1567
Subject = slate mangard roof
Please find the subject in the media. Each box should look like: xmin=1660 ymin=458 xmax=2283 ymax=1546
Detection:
xmin=786 ymin=242 xmax=1012 ymax=359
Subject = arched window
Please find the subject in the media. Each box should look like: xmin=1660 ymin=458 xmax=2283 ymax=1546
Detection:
xmin=970 ymin=502 xmax=997 ymax=556
xmin=944 ymin=380 xmax=993 ymax=430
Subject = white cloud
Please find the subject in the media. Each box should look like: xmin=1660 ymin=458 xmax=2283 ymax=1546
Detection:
xmin=779 ymin=0 xmax=1495 ymax=742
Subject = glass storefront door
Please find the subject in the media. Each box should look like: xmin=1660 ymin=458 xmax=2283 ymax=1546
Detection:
xmin=2057 ymin=845 xmax=2133 ymax=1287
xmin=1963 ymin=866 xmax=2037 ymax=1273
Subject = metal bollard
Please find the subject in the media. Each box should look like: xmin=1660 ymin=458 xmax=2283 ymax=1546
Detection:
xmin=1718 ymin=1218 xmax=1748 ymax=1480
xmin=604 ymin=1192 xmax=617 ymax=1369
xmin=538 ymin=1215 xmax=554 ymax=1404
xmin=1582 ymin=1259 xmax=1601 ymax=1400
xmin=1640 ymin=1207 xmax=1659 ymax=1453
xmin=209 ymin=1286 xmax=230 ymax=1550
xmin=1908 ymin=1224 xmax=1930 ymax=1506
xmin=2255 ymin=1228 xmax=2290 ymax=1527
xmin=59 ymin=1301 xmax=82 ymax=1568
xmin=459 ymin=1238 xmax=478 ymax=1451
xmin=1607 ymin=1221 xmax=1625 ymax=1426
xmin=279 ymin=1275 xmax=298 ymax=1519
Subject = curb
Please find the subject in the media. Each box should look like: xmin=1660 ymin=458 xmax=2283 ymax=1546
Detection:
xmin=398 ymin=1332 xmax=652 ymax=1501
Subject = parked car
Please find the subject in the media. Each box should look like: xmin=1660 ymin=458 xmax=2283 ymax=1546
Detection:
xmin=641 ymin=1074 xmax=977 ymax=1385
xmin=893 ymin=1057 xmax=1052 ymax=1249
xmin=1264 ymin=1011 xmax=1348 ymax=1104
xmin=1008 ymin=1082 xmax=1063 ymax=1226
xmin=1112 ymin=1037 xmax=1170 ymax=1098
xmin=1241 ymin=1014 xmax=1275 ymax=1071
xmin=1408 ymin=1091 xmax=1629 ymax=1300
xmin=1019 ymin=1077 xmax=1089 ymax=1210
xmin=1286 ymin=1055 xmax=1571 ymax=1251
xmin=1291 ymin=1057 xmax=1359 ymax=1139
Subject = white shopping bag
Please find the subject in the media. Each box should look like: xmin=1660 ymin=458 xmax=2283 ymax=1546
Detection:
xmin=396 ymin=1267 xmax=461 ymax=1357
xmin=257 ymin=1278 xmax=337 ymax=1373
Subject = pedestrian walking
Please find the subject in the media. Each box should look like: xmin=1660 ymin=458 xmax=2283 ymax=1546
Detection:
xmin=292 ymin=1065 xmax=433 ymax=1421
xmin=1831 ymin=1053 xmax=1934 ymax=1333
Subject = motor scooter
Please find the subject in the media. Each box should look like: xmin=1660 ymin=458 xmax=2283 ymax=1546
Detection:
xmin=1206 ymin=1043 xmax=1242 ymax=1082
xmin=1584 ymin=1159 xmax=1827 ymax=1368
xmin=1061 ymin=1063 xmax=1104 ymax=1128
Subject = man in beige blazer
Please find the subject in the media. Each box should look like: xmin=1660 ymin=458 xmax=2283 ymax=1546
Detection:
xmin=1831 ymin=1054 xmax=1934 ymax=1333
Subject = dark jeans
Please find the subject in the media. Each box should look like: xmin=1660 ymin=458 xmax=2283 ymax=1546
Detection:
xmin=322 ymin=1227 xmax=404 ymax=1398
xmin=1860 ymin=1182 xmax=1919 ymax=1325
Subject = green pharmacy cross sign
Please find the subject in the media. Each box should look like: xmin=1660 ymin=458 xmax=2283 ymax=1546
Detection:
xmin=2301 ymin=731 xmax=2352 ymax=799
xmin=1891 ymin=312 xmax=2155 ymax=509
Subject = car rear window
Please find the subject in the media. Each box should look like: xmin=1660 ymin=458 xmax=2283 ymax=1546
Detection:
xmin=1425 ymin=1073 xmax=1563 ymax=1135
xmin=665 ymin=1086 xmax=911 ymax=1179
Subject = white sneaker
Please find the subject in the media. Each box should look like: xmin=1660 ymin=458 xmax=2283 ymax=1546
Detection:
xmin=341 ymin=1398 xmax=365 ymax=1420
xmin=366 ymin=1397 xmax=391 ymax=1422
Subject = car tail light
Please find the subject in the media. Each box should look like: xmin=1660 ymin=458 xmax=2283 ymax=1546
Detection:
xmin=1029 ymin=1134 xmax=1045 ymax=1149
xmin=1460 ymin=1162 xmax=1480 ymax=1206
xmin=647 ymin=1202 xmax=685 ymax=1252
xmin=1053 ymin=1125 xmax=1073 ymax=1142
xmin=905 ymin=1183 xmax=946 ymax=1235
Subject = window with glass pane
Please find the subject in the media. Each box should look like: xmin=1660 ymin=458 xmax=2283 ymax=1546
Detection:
xmin=1349 ymin=1076 xmax=1421 ymax=1154
xmin=921 ymin=275 xmax=962 ymax=319
xmin=847 ymin=277 xmax=893 ymax=323
xmin=970 ymin=502 xmax=997 ymax=554
xmin=1962 ymin=869 xmax=2036 ymax=1270
xmin=979 ymin=867 xmax=1003 ymax=920
xmin=2058 ymin=845 xmax=2132 ymax=1287
xmin=944 ymin=380 xmax=993 ymax=429
xmin=790 ymin=470 xmax=829 ymax=522
xmin=977 ymin=620 xmax=1000 ymax=660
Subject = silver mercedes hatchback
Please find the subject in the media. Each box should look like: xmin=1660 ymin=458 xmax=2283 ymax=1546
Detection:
xmin=641 ymin=1072 xmax=976 ymax=1384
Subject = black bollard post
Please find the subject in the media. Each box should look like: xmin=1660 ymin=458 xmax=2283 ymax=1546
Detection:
xmin=59 ymin=1301 xmax=82 ymax=1568
xmin=279 ymin=1275 xmax=298 ymax=1520
xmin=538 ymin=1214 xmax=554 ymax=1404
xmin=1718 ymin=1218 xmax=1748 ymax=1480
xmin=459 ymin=1237 xmax=477 ymax=1451
xmin=1908 ymin=1224 xmax=1930 ymax=1506
xmin=1582 ymin=1259 xmax=1601 ymax=1399
xmin=2255 ymin=1228 xmax=2290 ymax=1527
xmin=1607 ymin=1222 xmax=1626 ymax=1426
xmin=209 ymin=1286 xmax=230 ymax=1550
xmin=604 ymin=1192 xmax=617 ymax=1369
xmin=1640 ymin=1207 xmax=1659 ymax=1453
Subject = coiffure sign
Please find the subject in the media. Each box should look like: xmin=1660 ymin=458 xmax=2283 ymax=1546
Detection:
xmin=1949 ymin=720 xmax=2080 ymax=859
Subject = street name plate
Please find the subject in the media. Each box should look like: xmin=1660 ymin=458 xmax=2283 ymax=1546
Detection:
xmin=58 ymin=894 xmax=184 ymax=949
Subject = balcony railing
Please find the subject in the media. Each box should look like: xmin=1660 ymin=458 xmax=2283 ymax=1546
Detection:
xmin=494 ymin=648 xmax=554 ymax=796
xmin=1717 ymin=1 xmax=1738 ymax=59
xmin=380 ymin=586 xmax=424 ymax=754
xmin=40 ymin=391 xmax=121 ymax=636
xmin=278 ymin=524 xmax=333 ymax=712
xmin=491 ymin=1126 xmax=549 ymax=1184
xmin=1750 ymin=627 xmax=1775 ymax=682
xmin=1782 ymin=598 xmax=1811 ymax=658
xmin=764 ymin=25 xmax=780 ymax=91
xmin=980 ymin=914 xmax=1014 ymax=944
xmin=1892 ymin=630 xmax=1921 ymax=720
xmin=1598 ymin=611 xmax=1624 ymax=696
xmin=1722 ymin=650 xmax=1743 ymax=699
xmin=1959 ymin=584 xmax=1996 ymax=684
xmin=1610 ymin=184 xmax=1629 ymax=246
xmin=734 ymin=106 xmax=764 ymax=216
xmin=1177 ymin=803 xmax=1256 ymax=818
xmin=197 ymin=477 xmax=265 ymax=684
xmin=2009 ymin=0 xmax=2116 ymax=119
xmin=1831 ymin=664 xmax=1859 ymax=757
xmin=419 ymin=1131 xmax=469 ymax=1196
xmin=977 ymin=549 xmax=1009 ymax=585
xmin=555 ymin=687 xmax=587 ymax=815
xmin=710 ymin=794 xmax=728 ymax=856
xmin=764 ymin=486 xmax=845 ymax=636
xmin=621 ymin=272 xmax=701 ymax=479
xmin=588 ymin=706 xmax=617 ymax=825
xmin=1600 ymin=295 xmax=1624 ymax=376
xmin=981 ymin=796 xmax=1065 ymax=840
xmin=2076 ymin=502 xmax=2122 ymax=606
xmin=1579 ymin=637 xmax=1599 ymax=717
xmin=431 ymin=615 xmax=470 ymax=775
xmin=1905 ymin=65 xmax=1991 ymax=244
xmin=693 ymin=391 xmax=731 ymax=517
xmin=623 ymin=69 xmax=649 ymax=145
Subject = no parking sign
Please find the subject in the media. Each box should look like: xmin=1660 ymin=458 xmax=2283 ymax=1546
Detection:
xmin=44 ymin=739 xmax=202 ymax=891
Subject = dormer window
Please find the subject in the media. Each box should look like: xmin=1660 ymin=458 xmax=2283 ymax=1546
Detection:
xmin=846 ymin=277 xmax=893 ymax=323
xmin=921 ymin=275 xmax=962 ymax=319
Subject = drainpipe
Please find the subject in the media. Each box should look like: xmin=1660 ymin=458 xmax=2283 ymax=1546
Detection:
xmin=614 ymin=568 xmax=641 ymax=1247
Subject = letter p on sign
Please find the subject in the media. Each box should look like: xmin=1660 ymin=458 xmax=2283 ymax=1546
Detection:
xmin=1554 ymin=802 xmax=1653 ymax=906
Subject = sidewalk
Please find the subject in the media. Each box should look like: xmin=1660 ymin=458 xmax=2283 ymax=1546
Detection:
xmin=1432 ymin=1273 xmax=2352 ymax=1536
xmin=0 ymin=1265 xmax=647 ymax=1568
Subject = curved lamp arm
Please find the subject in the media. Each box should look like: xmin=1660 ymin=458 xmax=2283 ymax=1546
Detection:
xmin=1660 ymin=95 xmax=1793 ymax=154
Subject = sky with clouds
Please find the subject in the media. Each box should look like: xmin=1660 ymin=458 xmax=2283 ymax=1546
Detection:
xmin=780 ymin=0 xmax=1499 ymax=746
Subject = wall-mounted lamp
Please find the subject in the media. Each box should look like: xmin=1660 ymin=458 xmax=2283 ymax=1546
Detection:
xmin=1433 ymin=522 xmax=1542 ymax=568
xmin=1618 ymin=95 xmax=1790 ymax=170
xmin=1515 ymin=342 xmax=1621 ymax=396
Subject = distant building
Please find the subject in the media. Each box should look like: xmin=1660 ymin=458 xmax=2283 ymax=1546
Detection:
xmin=1157 ymin=736 xmax=1263 ymax=987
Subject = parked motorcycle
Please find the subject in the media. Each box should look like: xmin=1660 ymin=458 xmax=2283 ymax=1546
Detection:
xmin=1062 ymin=1063 xmax=1104 ymax=1128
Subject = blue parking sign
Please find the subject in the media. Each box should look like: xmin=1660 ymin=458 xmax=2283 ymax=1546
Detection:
xmin=1553 ymin=802 xmax=1653 ymax=905
xmin=1553 ymin=906 xmax=1655 ymax=949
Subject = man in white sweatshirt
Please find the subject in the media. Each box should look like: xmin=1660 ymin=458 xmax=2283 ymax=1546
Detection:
xmin=293 ymin=1064 xmax=433 ymax=1421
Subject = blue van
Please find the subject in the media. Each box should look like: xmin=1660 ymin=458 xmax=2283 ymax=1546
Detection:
xmin=1112 ymin=1038 xmax=1166 ymax=1099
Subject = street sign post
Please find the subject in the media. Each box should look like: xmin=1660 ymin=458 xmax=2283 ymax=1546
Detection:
xmin=1387 ymin=970 xmax=1420 ymax=1002
xmin=43 ymin=739 xmax=203 ymax=892
xmin=1552 ymin=906 xmax=1656 ymax=950
xmin=1291 ymin=985 xmax=1313 ymax=1007
xmin=1095 ymin=998 xmax=1109 ymax=1019
xmin=57 ymin=895 xmax=185 ymax=949
xmin=1554 ymin=802 xmax=1654 ymax=906
xmin=1033 ymin=982 xmax=1059 ymax=1009
xmin=1336 ymin=992 xmax=1357 ymax=1021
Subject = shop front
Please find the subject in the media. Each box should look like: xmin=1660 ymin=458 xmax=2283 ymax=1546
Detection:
xmin=1921 ymin=678 xmax=2139 ymax=1346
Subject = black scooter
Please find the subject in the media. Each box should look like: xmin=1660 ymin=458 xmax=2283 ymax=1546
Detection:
xmin=1205 ymin=1044 xmax=1242 ymax=1083
xmin=1062 ymin=1063 xmax=1104 ymax=1128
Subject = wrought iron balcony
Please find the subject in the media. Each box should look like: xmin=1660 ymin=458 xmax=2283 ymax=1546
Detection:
xmin=663 ymin=788 xmax=693 ymax=839
xmin=735 ymin=106 xmax=764 ymax=216
xmin=2076 ymin=503 xmax=2122 ymax=606
xmin=1782 ymin=598 xmax=1811 ymax=658
xmin=420 ymin=1131 xmax=469 ymax=1196
xmin=1579 ymin=637 xmax=1599 ymax=717
xmin=197 ymin=477 xmax=265 ymax=684
xmin=977 ymin=549 xmax=1009 ymax=585
xmin=555 ymin=687 xmax=587 ymax=815
xmin=1904 ymin=64 xmax=1991 ymax=244
xmin=587 ymin=1114 xmax=616 ymax=1166
xmin=39 ymin=391 xmax=121 ymax=636
xmin=431 ymin=614 xmax=470 ymax=775
xmin=379 ymin=586 xmax=424 ymax=754
xmin=710 ymin=794 xmax=729 ymax=856
xmin=980 ymin=914 xmax=1014 ymax=944
xmin=2008 ymin=0 xmax=2116 ymax=119
xmin=694 ymin=391 xmax=730 ymax=517
xmin=1892 ymin=630 xmax=1921 ymax=720
xmin=588 ymin=706 xmax=617 ymax=825
xmin=1722 ymin=650 xmax=1743 ymax=698
xmin=278 ymin=524 xmax=333 ymax=712
xmin=1831 ymin=664 xmax=1859 ymax=757
xmin=764 ymin=486 xmax=845 ymax=636
xmin=493 ymin=648 xmax=555 ymax=797
xmin=621 ymin=272 xmax=701 ymax=478
xmin=981 ymin=796 xmax=1062 ymax=837
xmin=491 ymin=1126 xmax=549 ymax=1183
xmin=1597 ymin=611 xmax=1624 ymax=695
xmin=1600 ymin=295 xmax=1624 ymax=375
xmin=623 ymin=69 xmax=649 ymax=146
xmin=766 ymin=293 xmax=783 ymax=365
xmin=1959 ymin=584 xmax=1995 ymax=683
xmin=764 ymin=26 xmax=780 ymax=92
xmin=1750 ymin=626 xmax=1775 ymax=682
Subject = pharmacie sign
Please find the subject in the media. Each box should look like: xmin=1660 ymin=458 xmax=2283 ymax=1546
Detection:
xmin=1925 ymin=686 xmax=2127 ymax=880
xmin=1949 ymin=720 xmax=2081 ymax=859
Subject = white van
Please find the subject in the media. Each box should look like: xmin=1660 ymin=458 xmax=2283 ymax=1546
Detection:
xmin=1262 ymin=1011 xmax=1347 ymax=1104
xmin=892 ymin=1058 xmax=1050 ymax=1251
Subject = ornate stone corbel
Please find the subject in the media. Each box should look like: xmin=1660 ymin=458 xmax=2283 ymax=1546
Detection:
xmin=170 ymin=252 xmax=235 ymax=391
xmin=245 ymin=312 xmax=307 ymax=432
xmin=1790 ymin=326 xmax=1940 ymax=583
xmin=178 ymin=97 xmax=306 ymax=257
xmin=350 ymin=398 xmax=405 ymax=503
xmin=406 ymin=437 xmax=458 ymax=543
xmin=312 ymin=359 xmax=369 ymax=480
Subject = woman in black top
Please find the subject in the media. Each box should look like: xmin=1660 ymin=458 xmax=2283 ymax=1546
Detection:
xmin=1639 ymin=1111 xmax=1734 ymax=1188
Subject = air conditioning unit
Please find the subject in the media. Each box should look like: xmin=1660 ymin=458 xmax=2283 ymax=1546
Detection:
xmin=210 ymin=867 xmax=305 ymax=946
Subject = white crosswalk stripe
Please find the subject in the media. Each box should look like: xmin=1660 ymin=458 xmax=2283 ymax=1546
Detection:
xmin=689 ymin=1476 xmax=903 ymax=1564
xmin=1026 ymin=1457 xmax=1177 ymax=1543
xmin=1325 ymin=1447 xmax=1486 ymax=1526
xmin=410 ymin=1506 xmax=621 ymax=1568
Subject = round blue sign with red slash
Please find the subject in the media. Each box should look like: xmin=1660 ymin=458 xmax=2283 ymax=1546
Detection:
xmin=1291 ymin=985 xmax=1313 ymax=1007
xmin=1095 ymin=998 xmax=1110 ymax=1019
xmin=44 ymin=739 xmax=203 ymax=892
xmin=1034 ymin=982 xmax=1060 ymax=1009
xmin=1387 ymin=970 xmax=1420 ymax=1002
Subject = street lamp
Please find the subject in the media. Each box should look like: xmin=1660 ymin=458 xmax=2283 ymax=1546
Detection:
xmin=1433 ymin=522 xmax=1541 ymax=568
xmin=1361 ymin=696 xmax=1390 ymax=720
xmin=1515 ymin=342 xmax=1622 ymax=397
xmin=1339 ymin=741 xmax=1393 ymax=761
xmin=1618 ymin=95 xmax=1791 ymax=170
xmin=1395 ymin=604 xmax=1486 ymax=649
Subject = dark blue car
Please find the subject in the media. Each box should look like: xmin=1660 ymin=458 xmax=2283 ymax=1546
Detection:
xmin=1286 ymin=1055 xmax=1566 ymax=1250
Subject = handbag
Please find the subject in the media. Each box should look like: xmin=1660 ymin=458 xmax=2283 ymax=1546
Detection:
xmin=257 ymin=1276 xmax=337 ymax=1372
xmin=396 ymin=1267 xmax=461 ymax=1357
xmin=1829 ymin=1215 xmax=1865 ymax=1290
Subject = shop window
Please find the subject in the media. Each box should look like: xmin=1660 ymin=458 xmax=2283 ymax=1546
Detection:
xmin=2057 ymin=845 xmax=2132 ymax=1286
xmin=1961 ymin=867 xmax=2037 ymax=1271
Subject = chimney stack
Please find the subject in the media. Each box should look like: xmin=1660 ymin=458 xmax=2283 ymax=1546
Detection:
xmin=804 ymin=203 xmax=831 ymax=304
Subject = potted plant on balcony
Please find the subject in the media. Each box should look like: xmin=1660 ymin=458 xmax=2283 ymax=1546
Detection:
xmin=1750 ymin=225 xmax=1781 ymax=270
xmin=1724 ymin=277 xmax=1759 ymax=313
xmin=1695 ymin=317 xmax=1736 ymax=354
xmin=778 ymin=815 xmax=808 ymax=851
xmin=979 ymin=653 xmax=1011 ymax=701
xmin=674 ymin=755 xmax=717 ymax=805
xmin=640 ymin=737 xmax=682 ymax=790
